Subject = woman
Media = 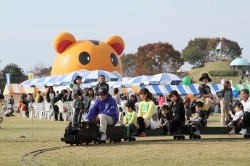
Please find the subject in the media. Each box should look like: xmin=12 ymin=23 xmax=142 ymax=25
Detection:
xmin=217 ymin=81 xmax=232 ymax=125
xmin=72 ymin=76 xmax=83 ymax=125
xmin=79 ymin=88 xmax=95 ymax=122
xmin=183 ymin=96 xmax=192 ymax=121
xmin=46 ymin=87 xmax=56 ymax=103
xmin=168 ymin=90 xmax=185 ymax=135
xmin=19 ymin=94 xmax=29 ymax=117
xmin=112 ymin=88 xmax=120 ymax=104
xmin=136 ymin=88 xmax=155 ymax=137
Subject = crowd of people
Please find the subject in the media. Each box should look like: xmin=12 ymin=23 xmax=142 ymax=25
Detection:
xmin=1 ymin=73 xmax=250 ymax=140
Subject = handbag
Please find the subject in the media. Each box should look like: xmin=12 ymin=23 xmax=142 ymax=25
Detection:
xmin=149 ymin=111 xmax=161 ymax=130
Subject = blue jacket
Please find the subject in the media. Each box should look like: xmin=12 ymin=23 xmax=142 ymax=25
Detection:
xmin=85 ymin=96 xmax=118 ymax=124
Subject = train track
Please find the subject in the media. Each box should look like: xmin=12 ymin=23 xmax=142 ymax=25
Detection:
xmin=21 ymin=146 xmax=68 ymax=166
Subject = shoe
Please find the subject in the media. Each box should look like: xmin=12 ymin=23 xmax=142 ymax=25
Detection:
xmin=100 ymin=133 xmax=107 ymax=141
xmin=139 ymin=132 xmax=147 ymax=137
xmin=228 ymin=130 xmax=235 ymax=134
xmin=239 ymin=128 xmax=247 ymax=135
xmin=194 ymin=131 xmax=200 ymax=135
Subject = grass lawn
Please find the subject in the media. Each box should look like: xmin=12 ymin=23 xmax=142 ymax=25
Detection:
xmin=0 ymin=113 xmax=249 ymax=166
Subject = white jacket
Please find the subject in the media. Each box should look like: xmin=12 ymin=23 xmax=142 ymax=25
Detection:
xmin=241 ymin=97 xmax=250 ymax=113
xmin=231 ymin=110 xmax=243 ymax=121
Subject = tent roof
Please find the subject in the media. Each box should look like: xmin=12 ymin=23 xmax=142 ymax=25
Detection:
xmin=3 ymin=84 xmax=47 ymax=95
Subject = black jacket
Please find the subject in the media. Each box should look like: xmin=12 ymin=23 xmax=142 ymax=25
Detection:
xmin=170 ymin=101 xmax=185 ymax=123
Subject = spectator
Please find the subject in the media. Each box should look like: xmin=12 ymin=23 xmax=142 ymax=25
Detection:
xmin=85 ymin=88 xmax=118 ymax=141
xmin=46 ymin=87 xmax=56 ymax=103
xmin=216 ymin=81 xmax=232 ymax=126
xmin=56 ymin=91 xmax=60 ymax=96
xmin=19 ymin=94 xmax=29 ymax=117
xmin=168 ymin=90 xmax=185 ymax=135
xmin=121 ymin=96 xmax=128 ymax=108
xmin=239 ymin=89 xmax=250 ymax=135
xmin=35 ymin=91 xmax=41 ymax=103
xmin=183 ymin=96 xmax=192 ymax=121
xmin=71 ymin=76 xmax=83 ymax=125
xmin=8 ymin=95 xmax=14 ymax=111
xmin=187 ymin=101 xmax=206 ymax=135
xmin=112 ymin=88 xmax=120 ymax=104
xmin=94 ymin=75 xmax=109 ymax=94
xmin=52 ymin=89 xmax=69 ymax=121
xmin=129 ymin=95 xmax=137 ymax=105
xmin=136 ymin=88 xmax=155 ymax=137
xmin=246 ymin=70 xmax=249 ymax=78
xmin=0 ymin=94 xmax=4 ymax=129
xmin=158 ymin=95 xmax=165 ymax=107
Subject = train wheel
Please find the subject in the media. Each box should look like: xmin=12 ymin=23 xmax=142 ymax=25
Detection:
xmin=109 ymin=138 xmax=113 ymax=143
xmin=198 ymin=135 xmax=201 ymax=139
xmin=173 ymin=136 xmax=176 ymax=139
xmin=132 ymin=137 xmax=136 ymax=141
xmin=124 ymin=138 xmax=127 ymax=141
xmin=244 ymin=135 xmax=247 ymax=138
xmin=118 ymin=139 xmax=121 ymax=143
xmin=182 ymin=136 xmax=185 ymax=139
xmin=70 ymin=143 xmax=73 ymax=146
xmin=114 ymin=139 xmax=118 ymax=143
xmin=189 ymin=135 xmax=193 ymax=139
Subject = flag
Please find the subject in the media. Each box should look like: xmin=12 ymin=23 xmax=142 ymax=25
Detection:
xmin=28 ymin=74 xmax=34 ymax=80
xmin=6 ymin=73 xmax=10 ymax=90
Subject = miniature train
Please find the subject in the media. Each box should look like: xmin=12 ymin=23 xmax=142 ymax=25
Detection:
xmin=61 ymin=122 xmax=250 ymax=146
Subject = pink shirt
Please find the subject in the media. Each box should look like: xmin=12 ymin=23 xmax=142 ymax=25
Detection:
xmin=158 ymin=97 xmax=165 ymax=106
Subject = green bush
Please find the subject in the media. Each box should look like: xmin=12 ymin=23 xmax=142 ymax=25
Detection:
xmin=209 ymin=70 xmax=238 ymax=76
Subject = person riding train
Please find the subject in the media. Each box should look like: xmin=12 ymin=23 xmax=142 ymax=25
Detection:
xmin=239 ymin=89 xmax=250 ymax=135
xmin=85 ymin=88 xmax=118 ymax=141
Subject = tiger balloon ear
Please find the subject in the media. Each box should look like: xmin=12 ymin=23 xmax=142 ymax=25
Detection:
xmin=106 ymin=36 xmax=125 ymax=55
xmin=54 ymin=32 xmax=76 ymax=53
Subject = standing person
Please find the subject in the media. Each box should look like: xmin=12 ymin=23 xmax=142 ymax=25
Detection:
xmin=198 ymin=73 xmax=214 ymax=118
xmin=246 ymin=70 xmax=249 ymax=78
xmin=94 ymin=75 xmax=109 ymax=94
xmin=46 ymin=87 xmax=56 ymax=103
xmin=52 ymin=89 xmax=69 ymax=121
xmin=8 ymin=95 xmax=14 ymax=111
xmin=0 ymin=94 xmax=4 ymax=129
xmin=112 ymin=88 xmax=120 ymax=104
xmin=72 ymin=76 xmax=84 ymax=125
xmin=19 ymin=94 xmax=29 ymax=117
xmin=239 ymin=89 xmax=250 ymax=134
xmin=136 ymin=88 xmax=155 ymax=137
xmin=168 ymin=90 xmax=185 ymax=135
xmin=85 ymin=88 xmax=118 ymax=141
xmin=158 ymin=95 xmax=165 ymax=107
xmin=217 ymin=81 xmax=233 ymax=126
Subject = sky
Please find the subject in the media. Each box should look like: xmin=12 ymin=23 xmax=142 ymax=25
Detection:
xmin=0 ymin=0 xmax=250 ymax=74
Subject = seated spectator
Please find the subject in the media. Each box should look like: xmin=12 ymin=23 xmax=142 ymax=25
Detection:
xmin=228 ymin=102 xmax=244 ymax=134
xmin=159 ymin=105 xmax=172 ymax=135
xmin=187 ymin=101 xmax=206 ymax=135
xmin=123 ymin=102 xmax=137 ymax=137
xmin=158 ymin=95 xmax=165 ymax=107
xmin=183 ymin=96 xmax=192 ymax=121
xmin=112 ymin=88 xmax=120 ymax=104
xmin=121 ymin=96 xmax=128 ymax=108
xmin=129 ymin=95 xmax=137 ymax=105
xmin=52 ymin=89 xmax=69 ymax=121
xmin=239 ymin=89 xmax=250 ymax=135
xmin=85 ymin=88 xmax=118 ymax=141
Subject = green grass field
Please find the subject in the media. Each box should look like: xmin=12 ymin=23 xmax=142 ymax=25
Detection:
xmin=187 ymin=61 xmax=246 ymax=84
xmin=0 ymin=114 xmax=249 ymax=166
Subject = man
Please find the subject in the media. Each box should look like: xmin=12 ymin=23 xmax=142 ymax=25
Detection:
xmin=9 ymin=95 xmax=14 ymax=110
xmin=239 ymin=89 xmax=250 ymax=135
xmin=85 ymin=88 xmax=118 ymax=141
xmin=52 ymin=89 xmax=68 ymax=121
xmin=94 ymin=75 xmax=109 ymax=94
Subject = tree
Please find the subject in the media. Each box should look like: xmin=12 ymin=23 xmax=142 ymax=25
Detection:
xmin=120 ymin=53 xmax=137 ymax=77
xmin=0 ymin=63 xmax=27 ymax=92
xmin=182 ymin=38 xmax=210 ymax=67
xmin=27 ymin=62 xmax=52 ymax=78
xmin=135 ymin=42 xmax=184 ymax=76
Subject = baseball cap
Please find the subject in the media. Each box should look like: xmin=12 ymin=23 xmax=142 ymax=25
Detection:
xmin=96 ymin=88 xmax=108 ymax=95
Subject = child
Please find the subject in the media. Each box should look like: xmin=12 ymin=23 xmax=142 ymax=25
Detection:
xmin=188 ymin=101 xmax=206 ymax=135
xmin=159 ymin=105 xmax=172 ymax=135
xmin=123 ymin=102 xmax=137 ymax=136
xmin=228 ymin=102 xmax=244 ymax=134
xmin=0 ymin=94 xmax=4 ymax=129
